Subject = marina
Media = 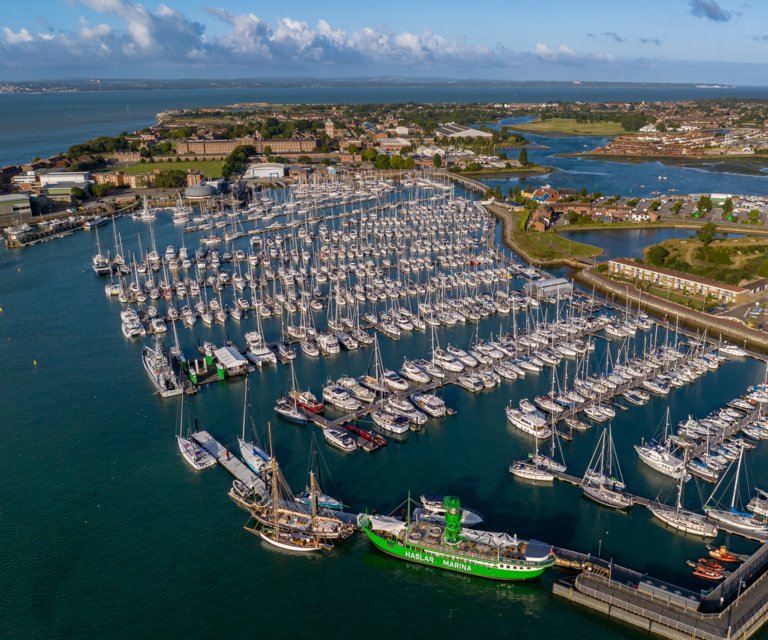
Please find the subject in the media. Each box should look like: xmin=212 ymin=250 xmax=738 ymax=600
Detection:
xmin=7 ymin=170 xmax=768 ymax=640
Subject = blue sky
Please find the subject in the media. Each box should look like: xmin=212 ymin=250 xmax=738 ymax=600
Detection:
xmin=1 ymin=0 xmax=767 ymax=83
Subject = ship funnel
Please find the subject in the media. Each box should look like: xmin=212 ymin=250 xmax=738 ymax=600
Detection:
xmin=443 ymin=496 xmax=462 ymax=544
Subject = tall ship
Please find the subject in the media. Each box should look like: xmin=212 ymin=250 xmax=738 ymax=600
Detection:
xmin=357 ymin=496 xmax=555 ymax=581
xmin=142 ymin=337 xmax=184 ymax=398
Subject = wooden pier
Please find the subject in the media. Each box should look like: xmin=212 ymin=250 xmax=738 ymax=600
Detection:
xmin=191 ymin=430 xmax=267 ymax=497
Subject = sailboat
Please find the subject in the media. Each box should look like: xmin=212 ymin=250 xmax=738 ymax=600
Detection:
xmin=647 ymin=447 xmax=718 ymax=537
xmin=530 ymin=413 xmax=567 ymax=473
xmin=294 ymin=435 xmax=346 ymax=511
xmin=704 ymin=448 xmax=768 ymax=533
xmin=581 ymin=425 xmax=633 ymax=510
xmin=237 ymin=378 xmax=271 ymax=475
xmin=635 ymin=408 xmax=688 ymax=480
xmin=253 ymin=428 xmax=332 ymax=552
xmin=274 ymin=360 xmax=310 ymax=424
xmin=238 ymin=425 xmax=350 ymax=550
xmin=176 ymin=397 xmax=216 ymax=470
xmin=91 ymin=225 xmax=112 ymax=275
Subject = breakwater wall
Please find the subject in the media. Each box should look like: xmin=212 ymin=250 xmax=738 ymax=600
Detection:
xmin=575 ymin=268 xmax=768 ymax=354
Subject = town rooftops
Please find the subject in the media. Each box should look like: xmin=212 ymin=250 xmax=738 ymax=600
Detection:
xmin=609 ymin=257 xmax=746 ymax=293
xmin=434 ymin=123 xmax=493 ymax=138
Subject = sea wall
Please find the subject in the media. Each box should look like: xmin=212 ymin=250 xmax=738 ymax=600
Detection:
xmin=575 ymin=268 xmax=768 ymax=354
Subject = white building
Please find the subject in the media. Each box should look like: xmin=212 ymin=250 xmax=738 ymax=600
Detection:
xmin=434 ymin=123 xmax=493 ymax=139
xmin=38 ymin=171 xmax=91 ymax=187
xmin=243 ymin=163 xmax=285 ymax=180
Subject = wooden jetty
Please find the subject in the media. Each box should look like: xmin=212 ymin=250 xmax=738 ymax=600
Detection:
xmin=191 ymin=430 xmax=267 ymax=497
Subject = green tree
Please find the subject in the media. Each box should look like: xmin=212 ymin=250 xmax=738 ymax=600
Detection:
xmin=722 ymin=198 xmax=734 ymax=220
xmin=749 ymin=209 xmax=761 ymax=223
xmin=518 ymin=147 xmax=529 ymax=166
xmin=297 ymin=155 xmax=312 ymax=164
xmin=347 ymin=144 xmax=359 ymax=154
xmin=361 ymin=148 xmax=378 ymax=162
xmin=671 ymin=200 xmax=683 ymax=215
xmin=432 ymin=153 xmax=442 ymax=168
xmin=154 ymin=170 xmax=186 ymax=189
xmin=697 ymin=222 xmax=718 ymax=249
xmin=71 ymin=187 xmax=87 ymax=202
xmin=263 ymin=145 xmax=273 ymax=156
xmin=92 ymin=182 xmax=114 ymax=198
xmin=374 ymin=154 xmax=391 ymax=170
xmin=646 ymin=245 xmax=669 ymax=266
xmin=697 ymin=195 xmax=714 ymax=214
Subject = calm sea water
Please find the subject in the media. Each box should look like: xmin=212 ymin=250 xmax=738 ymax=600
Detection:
xmin=3 ymin=84 xmax=768 ymax=168
xmin=2 ymin=198 xmax=768 ymax=638
xmin=479 ymin=117 xmax=768 ymax=197
xmin=561 ymin=228 xmax=745 ymax=260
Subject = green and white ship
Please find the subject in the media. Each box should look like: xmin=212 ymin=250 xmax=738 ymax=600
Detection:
xmin=357 ymin=496 xmax=555 ymax=581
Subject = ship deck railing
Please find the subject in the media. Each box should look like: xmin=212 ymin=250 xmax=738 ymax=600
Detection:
xmin=391 ymin=530 xmax=536 ymax=566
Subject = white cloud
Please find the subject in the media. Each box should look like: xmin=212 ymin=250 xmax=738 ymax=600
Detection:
xmin=0 ymin=2 xmax=619 ymax=75
xmin=535 ymin=42 xmax=614 ymax=64
xmin=3 ymin=27 xmax=34 ymax=44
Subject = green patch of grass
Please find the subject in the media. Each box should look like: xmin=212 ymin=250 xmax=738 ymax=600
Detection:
xmin=509 ymin=118 xmax=628 ymax=136
xmin=121 ymin=159 xmax=224 ymax=178
xmin=503 ymin=209 xmax=602 ymax=262
xmin=461 ymin=164 xmax=554 ymax=177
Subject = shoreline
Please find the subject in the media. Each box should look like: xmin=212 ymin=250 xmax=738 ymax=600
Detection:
xmin=458 ymin=165 xmax=556 ymax=178
xmin=484 ymin=202 xmax=602 ymax=267
xmin=565 ymin=152 xmax=768 ymax=175
xmin=574 ymin=268 xmax=768 ymax=354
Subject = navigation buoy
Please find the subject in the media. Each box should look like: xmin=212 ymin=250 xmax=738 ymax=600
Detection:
xmin=33 ymin=360 xmax=37 ymax=368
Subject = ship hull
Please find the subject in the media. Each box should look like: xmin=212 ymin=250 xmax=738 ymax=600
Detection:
xmin=361 ymin=527 xmax=549 ymax=581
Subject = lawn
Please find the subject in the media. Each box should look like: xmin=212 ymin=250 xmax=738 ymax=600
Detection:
xmin=510 ymin=118 xmax=628 ymax=136
xmin=495 ymin=207 xmax=603 ymax=263
xmin=121 ymin=159 xmax=224 ymax=178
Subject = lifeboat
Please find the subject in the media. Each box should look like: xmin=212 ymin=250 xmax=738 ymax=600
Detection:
xmin=708 ymin=546 xmax=739 ymax=563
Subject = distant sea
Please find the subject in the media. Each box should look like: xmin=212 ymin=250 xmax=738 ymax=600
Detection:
xmin=3 ymin=83 xmax=768 ymax=167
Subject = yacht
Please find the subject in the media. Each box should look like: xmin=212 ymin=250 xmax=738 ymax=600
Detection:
xmin=411 ymin=392 xmax=446 ymax=418
xmin=274 ymin=397 xmax=309 ymax=424
xmin=322 ymin=385 xmax=362 ymax=412
xmin=323 ymin=427 xmax=358 ymax=452
xmin=177 ymin=433 xmax=216 ymax=470
xmin=400 ymin=359 xmax=431 ymax=384
xmin=417 ymin=495 xmax=483 ymax=525
xmin=635 ymin=440 xmax=688 ymax=480
xmin=142 ymin=341 xmax=183 ymax=398
xmin=509 ymin=460 xmax=554 ymax=482
xmin=383 ymin=370 xmax=409 ymax=392
xmin=371 ymin=409 xmax=410 ymax=436
xmin=505 ymin=406 xmax=552 ymax=438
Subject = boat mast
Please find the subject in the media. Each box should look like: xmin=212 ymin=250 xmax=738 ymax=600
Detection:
xmin=310 ymin=470 xmax=317 ymax=528
xmin=268 ymin=422 xmax=279 ymax=536
xmin=732 ymin=448 xmax=743 ymax=512
xmin=241 ymin=377 xmax=249 ymax=441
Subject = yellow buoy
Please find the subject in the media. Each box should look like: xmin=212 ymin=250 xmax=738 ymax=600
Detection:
xmin=33 ymin=360 xmax=37 ymax=367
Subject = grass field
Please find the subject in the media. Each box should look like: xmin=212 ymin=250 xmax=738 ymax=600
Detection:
xmin=492 ymin=206 xmax=603 ymax=263
xmin=510 ymin=118 xmax=627 ymax=136
xmin=461 ymin=164 xmax=554 ymax=177
xmin=122 ymin=159 xmax=224 ymax=178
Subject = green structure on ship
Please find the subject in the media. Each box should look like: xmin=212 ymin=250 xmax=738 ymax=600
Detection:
xmin=357 ymin=496 xmax=555 ymax=580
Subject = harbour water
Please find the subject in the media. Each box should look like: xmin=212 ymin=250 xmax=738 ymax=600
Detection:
xmin=560 ymin=228 xmax=745 ymax=260
xmin=2 ymin=190 xmax=768 ymax=638
xmin=482 ymin=117 xmax=768 ymax=198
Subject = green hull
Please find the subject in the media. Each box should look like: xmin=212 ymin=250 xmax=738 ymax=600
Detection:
xmin=361 ymin=525 xmax=551 ymax=581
